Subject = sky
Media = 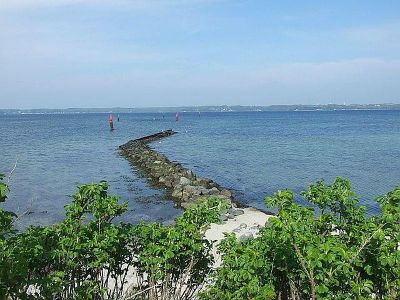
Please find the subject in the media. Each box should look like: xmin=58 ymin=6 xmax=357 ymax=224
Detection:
xmin=0 ymin=0 xmax=399 ymax=109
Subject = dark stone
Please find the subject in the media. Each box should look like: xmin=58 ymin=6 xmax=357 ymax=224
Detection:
xmin=209 ymin=187 xmax=220 ymax=195
xmin=179 ymin=177 xmax=192 ymax=186
xmin=220 ymin=208 xmax=229 ymax=215
xmin=228 ymin=208 xmax=236 ymax=215
xmin=221 ymin=189 xmax=232 ymax=198
xmin=232 ymin=209 xmax=245 ymax=216
xmin=238 ymin=232 xmax=253 ymax=242
xmin=220 ymin=215 xmax=229 ymax=222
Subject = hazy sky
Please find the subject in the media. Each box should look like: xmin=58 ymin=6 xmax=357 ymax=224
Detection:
xmin=1 ymin=0 xmax=399 ymax=108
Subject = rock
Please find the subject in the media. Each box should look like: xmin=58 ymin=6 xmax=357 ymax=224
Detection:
xmin=183 ymin=185 xmax=198 ymax=195
xmin=182 ymin=191 xmax=191 ymax=201
xmin=212 ymin=194 xmax=230 ymax=202
xmin=164 ymin=179 xmax=173 ymax=187
xmin=183 ymin=169 xmax=194 ymax=179
xmin=171 ymin=188 xmax=183 ymax=198
xmin=195 ymin=187 xmax=210 ymax=196
xmin=223 ymin=198 xmax=232 ymax=205
xmin=220 ymin=189 xmax=232 ymax=198
xmin=171 ymin=175 xmax=180 ymax=185
xmin=220 ymin=208 xmax=229 ymax=215
xmin=208 ymin=187 xmax=220 ymax=195
xmin=152 ymin=173 xmax=161 ymax=179
xmin=220 ymin=214 xmax=228 ymax=222
xmin=239 ymin=223 xmax=247 ymax=229
xmin=179 ymin=177 xmax=192 ymax=186
xmin=182 ymin=188 xmax=202 ymax=201
xmin=232 ymin=209 xmax=245 ymax=216
xmin=208 ymin=181 xmax=217 ymax=188
xmin=233 ymin=223 xmax=247 ymax=233
xmin=238 ymin=232 xmax=253 ymax=242
xmin=159 ymin=176 xmax=166 ymax=184
xmin=249 ymin=225 xmax=260 ymax=231
xmin=196 ymin=177 xmax=212 ymax=187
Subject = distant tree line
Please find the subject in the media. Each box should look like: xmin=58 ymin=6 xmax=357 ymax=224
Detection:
xmin=2 ymin=103 xmax=400 ymax=115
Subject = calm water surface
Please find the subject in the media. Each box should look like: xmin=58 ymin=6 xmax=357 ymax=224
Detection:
xmin=1 ymin=111 xmax=399 ymax=227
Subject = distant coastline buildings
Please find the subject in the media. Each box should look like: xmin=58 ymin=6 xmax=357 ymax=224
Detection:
xmin=1 ymin=103 xmax=399 ymax=115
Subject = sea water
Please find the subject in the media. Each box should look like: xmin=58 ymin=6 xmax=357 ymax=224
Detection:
xmin=1 ymin=110 xmax=399 ymax=227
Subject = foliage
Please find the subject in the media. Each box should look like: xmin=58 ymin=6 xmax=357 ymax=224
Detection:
xmin=1 ymin=174 xmax=399 ymax=300
xmin=1 ymin=174 xmax=17 ymax=299
xmin=0 ymin=174 xmax=15 ymax=239
xmin=0 ymin=177 xmax=228 ymax=300
xmin=201 ymin=177 xmax=399 ymax=300
xmin=199 ymin=232 xmax=275 ymax=300
xmin=128 ymin=197 xmax=228 ymax=299
xmin=1 ymin=181 xmax=133 ymax=299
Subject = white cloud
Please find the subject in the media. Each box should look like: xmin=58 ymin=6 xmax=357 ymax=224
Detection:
xmin=343 ymin=22 xmax=400 ymax=49
xmin=0 ymin=1 xmax=399 ymax=107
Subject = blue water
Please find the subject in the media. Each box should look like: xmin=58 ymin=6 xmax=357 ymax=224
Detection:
xmin=1 ymin=111 xmax=399 ymax=227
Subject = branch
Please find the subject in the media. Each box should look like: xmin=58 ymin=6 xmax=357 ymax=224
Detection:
xmin=7 ymin=158 xmax=18 ymax=184
xmin=12 ymin=209 xmax=33 ymax=223
xmin=292 ymin=242 xmax=316 ymax=300
xmin=349 ymin=223 xmax=387 ymax=265
xmin=123 ymin=284 xmax=160 ymax=300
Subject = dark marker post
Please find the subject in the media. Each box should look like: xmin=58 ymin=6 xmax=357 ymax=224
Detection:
xmin=108 ymin=114 xmax=114 ymax=131
xmin=117 ymin=114 xmax=120 ymax=122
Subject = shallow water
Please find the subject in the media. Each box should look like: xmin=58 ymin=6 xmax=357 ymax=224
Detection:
xmin=0 ymin=110 xmax=399 ymax=227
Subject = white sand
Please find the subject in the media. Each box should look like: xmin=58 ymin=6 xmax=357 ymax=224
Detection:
xmin=204 ymin=207 xmax=273 ymax=268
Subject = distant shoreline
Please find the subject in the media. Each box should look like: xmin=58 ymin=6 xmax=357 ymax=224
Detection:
xmin=1 ymin=103 xmax=400 ymax=114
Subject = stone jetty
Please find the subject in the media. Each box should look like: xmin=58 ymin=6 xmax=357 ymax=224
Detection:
xmin=119 ymin=130 xmax=273 ymax=269
xmin=119 ymin=129 xmax=235 ymax=210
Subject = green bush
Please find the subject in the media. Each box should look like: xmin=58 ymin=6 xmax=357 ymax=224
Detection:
xmin=128 ymin=196 xmax=228 ymax=300
xmin=1 ymin=175 xmax=399 ymax=300
xmin=0 ymin=177 xmax=227 ymax=299
xmin=201 ymin=177 xmax=399 ymax=300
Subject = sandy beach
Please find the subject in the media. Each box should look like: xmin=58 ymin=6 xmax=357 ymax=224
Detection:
xmin=205 ymin=207 xmax=272 ymax=268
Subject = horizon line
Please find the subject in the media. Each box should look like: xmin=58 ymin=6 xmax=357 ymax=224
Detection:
xmin=1 ymin=103 xmax=400 ymax=111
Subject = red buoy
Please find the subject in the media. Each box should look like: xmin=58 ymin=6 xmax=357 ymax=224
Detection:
xmin=108 ymin=114 xmax=114 ymax=130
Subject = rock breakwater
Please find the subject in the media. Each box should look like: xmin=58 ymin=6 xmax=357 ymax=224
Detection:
xmin=119 ymin=130 xmax=237 ymax=211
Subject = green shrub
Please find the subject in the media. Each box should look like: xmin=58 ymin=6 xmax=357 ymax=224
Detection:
xmin=0 ymin=177 xmax=227 ymax=300
xmin=129 ymin=197 xmax=228 ymax=299
xmin=1 ymin=175 xmax=398 ymax=300
xmin=201 ymin=177 xmax=399 ymax=300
